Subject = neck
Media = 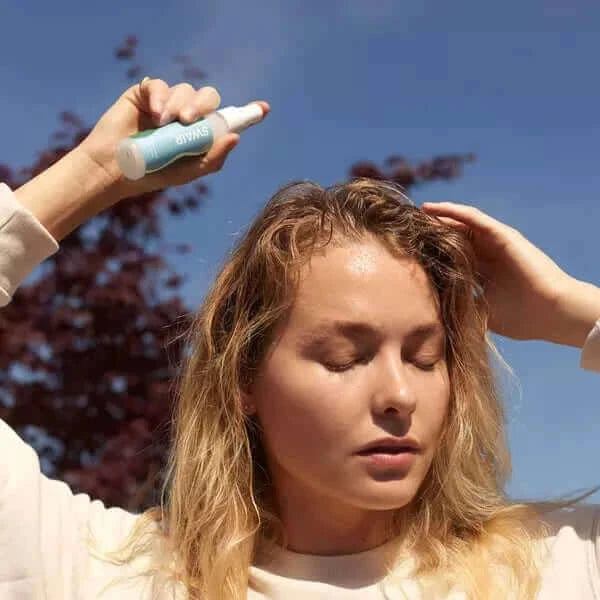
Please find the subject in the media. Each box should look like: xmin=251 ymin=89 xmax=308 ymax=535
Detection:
xmin=272 ymin=478 xmax=397 ymax=555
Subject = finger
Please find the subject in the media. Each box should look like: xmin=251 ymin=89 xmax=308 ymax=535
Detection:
xmin=434 ymin=216 xmax=472 ymax=236
xmin=199 ymin=133 xmax=240 ymax=173
xmin=135 ymin=133 xmax=239 ymax=191
xmin=422 ymin=202 xmax=508 ymax=236
xmin=434 ymin=215 xmax=469 ymax=229
xmin=165 ymin=133 xmax=239 ymax=181
xmin=137 ymin=78 xmax=170 ymax=122
xmin=179 ymin=86 xmax=222 ymax=124
xmin=250 ymin=100 xmax=271 ymax=117
xmin=159 ymin=82 xmax=197 ymax=126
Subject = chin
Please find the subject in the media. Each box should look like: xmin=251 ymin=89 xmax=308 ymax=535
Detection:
xmin=348 ymin=479 xmax=420 ymax=512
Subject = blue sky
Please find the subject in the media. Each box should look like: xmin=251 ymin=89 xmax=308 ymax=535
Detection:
xmin=2 ymin=0 xmax=599 ymax=502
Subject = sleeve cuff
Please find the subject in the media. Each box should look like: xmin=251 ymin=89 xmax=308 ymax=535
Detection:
xmin=580 ymin=319 xmax=600 ymax=372
xmin=0 ymin=183 xmax=59 ymax=307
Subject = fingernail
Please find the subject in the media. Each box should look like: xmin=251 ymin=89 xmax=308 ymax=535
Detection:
xmin=158 ymin=112 xmax=171 ymax=126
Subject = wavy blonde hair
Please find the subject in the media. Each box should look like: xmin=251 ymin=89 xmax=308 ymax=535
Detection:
xmin=90 ymin=178 xmax=596 ymax=600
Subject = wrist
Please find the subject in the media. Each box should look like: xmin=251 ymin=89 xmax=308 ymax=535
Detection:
xmin=75 ymin=137 xmax=131 ymax=203
xmin=548 ymin=277 xmax=600 ymax=348
xmin=14 ymin=146 xmax=124 ymax=241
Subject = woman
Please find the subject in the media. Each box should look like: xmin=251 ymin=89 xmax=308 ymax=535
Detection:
xmin=1 ymin=79 xmax=599 ymax=600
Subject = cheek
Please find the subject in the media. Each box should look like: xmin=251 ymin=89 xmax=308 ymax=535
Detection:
xmin=252 ymin=354 xmax=358 ymax=461
xmin=416 ymin=369 xmax=451 ymax=442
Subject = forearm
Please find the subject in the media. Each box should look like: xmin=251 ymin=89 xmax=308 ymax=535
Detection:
xmin=549 ymin=278 xmax=600 ymax=348
xmin=13 ymin=147 xmax=121 ymax=242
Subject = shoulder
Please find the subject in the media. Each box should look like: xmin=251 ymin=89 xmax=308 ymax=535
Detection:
xmin=540 ymin=504 xmax=600 ymax=539
xmin=534 ymin=504 xmax=600 ymax=598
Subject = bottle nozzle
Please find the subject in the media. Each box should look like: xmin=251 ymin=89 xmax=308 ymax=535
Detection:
xmin=217 ymin=104 xmax=265 ymax=134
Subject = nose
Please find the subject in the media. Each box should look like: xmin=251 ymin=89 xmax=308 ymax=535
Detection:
xmin=371 ymin=351 xmax=417 ymax=417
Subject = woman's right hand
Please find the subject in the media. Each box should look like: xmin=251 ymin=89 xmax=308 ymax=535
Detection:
xmin=14 ymin=80 xmax=269 ymax=241
xmin=79 ymin=78 xmax=270 ymax=201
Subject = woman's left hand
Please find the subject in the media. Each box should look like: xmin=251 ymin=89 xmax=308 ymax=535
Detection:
xmin=421 ymin=202 xmax=599 ymax=347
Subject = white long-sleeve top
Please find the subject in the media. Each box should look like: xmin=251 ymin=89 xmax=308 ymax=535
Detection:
xmin=0 ymin=182 xmax=599 ymax=600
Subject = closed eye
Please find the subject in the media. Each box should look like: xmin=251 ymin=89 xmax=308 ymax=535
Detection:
xmin=411 ymin=359 xmax=441 ymax=372
xmin=325 ymin=357 xmax=441 ymax=373
xmin=323 ymin=356 xmax=371 ymax=372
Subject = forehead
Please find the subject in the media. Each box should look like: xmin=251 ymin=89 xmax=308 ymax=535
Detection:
xmin=287 ymin=238 xmax=441 ymax=333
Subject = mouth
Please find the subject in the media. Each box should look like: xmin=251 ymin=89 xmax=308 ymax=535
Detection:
xmin=357 ymin=446 xmax=419 ymax=456
xmin=356 ymin=447 xmax=419 ymax=468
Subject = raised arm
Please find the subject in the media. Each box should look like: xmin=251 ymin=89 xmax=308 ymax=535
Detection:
xmin=0 ymin=79 xmax=268 ymax=306
xmin=0 ymin=80 xmax=269 ymax=600
xmin=421 ymin=201 xmax=600 ymax=371
xmin=14 ymin=79 xmax=269 ymax=241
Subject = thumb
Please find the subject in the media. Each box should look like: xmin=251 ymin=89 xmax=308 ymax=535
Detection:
xmin=129 ymin=133 xmax=241 ymax=193
xmin=201 ymin=133 xmax=240 ymax=173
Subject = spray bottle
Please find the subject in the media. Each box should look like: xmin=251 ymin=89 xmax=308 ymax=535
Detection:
xmin=117 ymin=103 xmax=265 ymax=180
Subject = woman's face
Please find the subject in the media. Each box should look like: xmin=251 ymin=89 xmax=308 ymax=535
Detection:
xmin=248 ymin=237 xmax=451 ymax=553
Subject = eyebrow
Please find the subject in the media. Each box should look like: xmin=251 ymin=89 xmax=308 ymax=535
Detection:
xmin=299 ymin=319 xmax=445 ymax=347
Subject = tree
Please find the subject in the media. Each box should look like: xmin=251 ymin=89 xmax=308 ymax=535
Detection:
xmin=0 ymin=37 xmax=474 ymax=512
xmin=350 ymin=153 xmax=475 ymax=189
xmin=0 ymin=36 xmax=208 ymax=511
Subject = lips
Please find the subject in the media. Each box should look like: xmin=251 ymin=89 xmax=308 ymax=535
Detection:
xmin=357 ymin=446 xmax=418 ymax=455
xmin=356 ymin=436 xmax=421 ymax=455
